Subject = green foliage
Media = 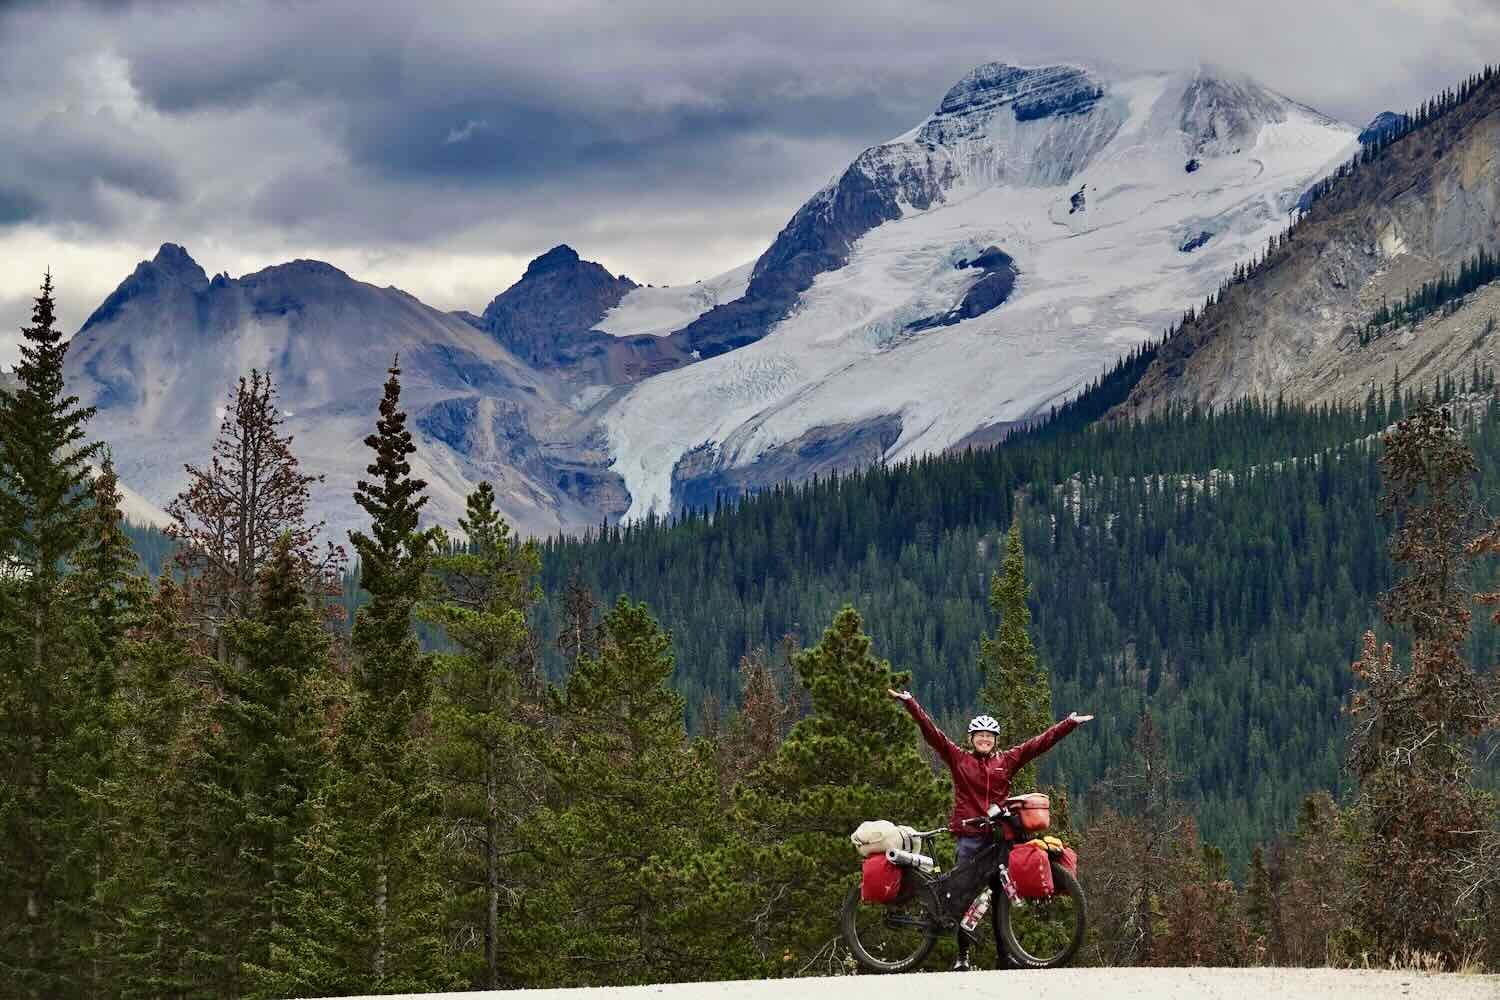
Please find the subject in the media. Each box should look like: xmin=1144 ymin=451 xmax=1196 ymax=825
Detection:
xmin=416 ymin=481 xmax=544 ymax=988
xmin=202 ymin=535 xmax=337 ymax=990
xmin=978 ymin=519 xmax=1053 ymax=790
xmin=523 ymin=597 xmax=723 ymax=986
xmin=729 ymin=606 xmax=947 ymax=972
xmin=0 ymin=272 xmax=107 ymax=993
xmin=1365 ymin=247 xmax=1500 ymax=340
xmin=534 ymin=391 xmax=1429 ymax=867
xmin=260 ymin=357 xmax=460 ymax=995
xmin=96 ymin=576 xmax=221 ymax=997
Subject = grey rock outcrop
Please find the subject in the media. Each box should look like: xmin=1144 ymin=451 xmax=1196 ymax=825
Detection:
xmin=67 ymin=243 xmax=629 ymax=540
xmin=1116 ymin=75 xmax=1500 ymax=416
xmin=670 ymin=415 xmax=903 ymax=512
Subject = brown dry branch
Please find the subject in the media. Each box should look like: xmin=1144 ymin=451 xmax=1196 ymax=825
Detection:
xmin=166 ymin=368 xmax=345 ymax=657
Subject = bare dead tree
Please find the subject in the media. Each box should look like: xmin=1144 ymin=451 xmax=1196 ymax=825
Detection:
xmin=166 ymin=369 xmax=345 ymax=658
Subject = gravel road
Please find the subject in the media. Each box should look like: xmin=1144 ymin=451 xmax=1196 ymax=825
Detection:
xmin=344 ymin=967 xmax=1500 ymax=1000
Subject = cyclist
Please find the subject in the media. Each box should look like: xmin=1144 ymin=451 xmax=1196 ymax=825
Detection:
xmin=887 ymin=688 xmax=1093 ymax=971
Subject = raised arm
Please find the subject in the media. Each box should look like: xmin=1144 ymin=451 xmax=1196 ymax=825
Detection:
xmin=889 ymin=689 xmax=961 ymax=769
xmin=1002 ymin=714 xmax=1084 ymax=772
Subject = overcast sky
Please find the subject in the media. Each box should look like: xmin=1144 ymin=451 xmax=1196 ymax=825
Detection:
xmin=3 ymin=0 xmax=1497 ymax=363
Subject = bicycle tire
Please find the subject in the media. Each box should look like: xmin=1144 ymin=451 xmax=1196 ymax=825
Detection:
xmin=996 ymin=861 xmax=1086 ymax=969
xmin=839 ymin=881 xmax=939 ymax=973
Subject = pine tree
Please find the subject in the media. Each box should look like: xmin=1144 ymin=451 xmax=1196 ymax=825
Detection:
xmin=978 ymin=519 xmax=1053 ymax=791
xmin=556 ymin=572 xmax=603 ymax=668
xmin=1275 ymin=792 xmax=1344 ymax=966
xmin=523 ymin=597 xmax=722 ymax=986
xmin=416 ymin=481 xmax=543 ymax=988
xmin=1243 ymin=844 xmax=1276 ymax=962
xmin=0 ymin=272 xmax=104 ymax=995
xmin=724 ymin=638 xmax=800 ymax=789
xmin=729 ymin=606 xmax=946 ymax=973
xmin=1158 ymin=836 xmax=1249 ymax=966
xmin=1080 ymin=712 xmax=1190 ymax=966
xmin=66 ymin=453 xmax=149 ymax=994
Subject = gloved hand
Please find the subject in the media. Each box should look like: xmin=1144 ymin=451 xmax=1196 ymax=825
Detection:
xmin=887 ymin=688 xmax=913 ymax=701
xmin=1068 ymin=712 xmax=1095 ymax=724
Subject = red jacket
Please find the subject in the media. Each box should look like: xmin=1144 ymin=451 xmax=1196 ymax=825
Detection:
xmin=903 ymin=696 xmax=1079 ymax=834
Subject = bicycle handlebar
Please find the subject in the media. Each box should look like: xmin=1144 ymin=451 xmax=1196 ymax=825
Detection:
xmin=960 ymin=804 xmax=1012 ymax=828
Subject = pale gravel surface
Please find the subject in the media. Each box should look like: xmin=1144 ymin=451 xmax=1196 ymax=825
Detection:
xmin=335 ymin=967 xmax=1500 ymax=1000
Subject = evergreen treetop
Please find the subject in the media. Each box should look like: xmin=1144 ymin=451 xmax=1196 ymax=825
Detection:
xmin=978 ymin=518 xmax=1054 ymax=790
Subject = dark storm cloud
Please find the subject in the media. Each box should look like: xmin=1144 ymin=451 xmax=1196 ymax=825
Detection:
xmin=4 ymin=0 xmax=1500 ymax=350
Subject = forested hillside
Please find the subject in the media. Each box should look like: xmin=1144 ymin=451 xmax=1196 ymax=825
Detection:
xmin=528 ymin=376 xmax=1500 ymax=867
xmin=119 ymin=367 xmax=1500 ymax=866
xmin=9 ymin=263 xmax=1497 ymax=993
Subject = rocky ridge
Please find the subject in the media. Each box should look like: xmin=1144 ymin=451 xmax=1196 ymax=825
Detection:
xmin=1115 ymin=69 xmax=1500 ymax=417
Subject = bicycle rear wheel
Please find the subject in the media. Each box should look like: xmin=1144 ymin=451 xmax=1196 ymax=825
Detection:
xmin=839 ymin=882 xmax=939 ymax=973
xmin=996 ymin=862 xmax=1086 ymax=968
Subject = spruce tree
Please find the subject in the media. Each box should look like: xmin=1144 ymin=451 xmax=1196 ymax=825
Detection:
xmin=66 ymin=454 xmax=149 ymax=994
xmin=0 ymin=272 xmax=104 ymax=995
xmin=524 ymin=597 xmax=721 ymax=986
xmin=166 ymin=368 xmax=341 ymax=658
xmin=978 ymin=519 xmax=1053 ymax=791
xmin=97 ymin=574 xmax=220 ymax=997
xmin=416 ymin=481 xmax=543 ymax=988
xmin=200 ymin=534 xmax=337 ymax=992
xmin=1346 ymin=404 xmax=1498 ymax=961
xmin=266 ymin=358 xmax=458 ymax=995
xmin=730 ymin=606 xmax=946 ymax=972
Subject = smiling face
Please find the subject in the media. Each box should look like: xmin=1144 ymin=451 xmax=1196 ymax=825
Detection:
xmin=970 ymin=731 xmax=996 ymax=754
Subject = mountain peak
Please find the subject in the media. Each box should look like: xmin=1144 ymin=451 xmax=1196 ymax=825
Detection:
xmin=1359 ymin=110 xmax=1410 ymax=145
xmin=916 ymin=63 xmax=1107 ymax=149
xmin=147 ymin=242 xmax=209 ymax=285
xmin=78 ymin=242 xmax=209 ymax=334
xmin=481 ymin=245 xmax=638 ymax=367
xmin=524 ymin=244 xmax=583 ymax=278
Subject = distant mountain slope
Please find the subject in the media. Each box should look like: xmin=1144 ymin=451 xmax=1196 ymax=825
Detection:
xmin=67 ymin=61 xmax=1361 ymax=535
xmin=67 ymin=244 xmax=629 ymax=540
xmin=602 ymin=64 xmax=1356 ymax=518
xmin=1116 ymin=67 xmax=1500 ymax=416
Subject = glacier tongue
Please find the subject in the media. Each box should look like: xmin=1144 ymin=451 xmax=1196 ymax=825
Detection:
xmin=604 ymin=67 xmax=1358 ymax=519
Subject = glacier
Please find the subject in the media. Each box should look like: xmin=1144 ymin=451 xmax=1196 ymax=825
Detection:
xmin=61 ymin=61 xmax=1360 ymax=540
xmin=603 ymin=65 xmax=1359 ymax=519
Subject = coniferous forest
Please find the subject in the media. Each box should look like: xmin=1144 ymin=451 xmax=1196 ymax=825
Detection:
xmin=3 ymin=272 xmax=1499 ymax=996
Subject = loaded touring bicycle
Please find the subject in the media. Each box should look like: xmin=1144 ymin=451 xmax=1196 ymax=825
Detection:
xmin=843 ymin=793 xmax=1086 ymax=972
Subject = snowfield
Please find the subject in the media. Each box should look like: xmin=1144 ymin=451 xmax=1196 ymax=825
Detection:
xmin=326 ymin=967 xmax=1500 ymax=1000
xmin=604 ymin=69 xmax=1358 ymax=519
xmin=596 ymin=262 xmax=754 ymax=340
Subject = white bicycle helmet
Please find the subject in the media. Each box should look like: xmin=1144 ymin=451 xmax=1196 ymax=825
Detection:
xmin=968 ymin=714 xmax=1000 ymax=734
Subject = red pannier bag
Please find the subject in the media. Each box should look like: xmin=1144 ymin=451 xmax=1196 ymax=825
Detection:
xmin=1055 ymin=845 xmax=1078 ymax=877
xmin=1008 ymin=793 xmax=1051 ymax=834
xmin=861 ymin=854 xmax=903 ymax=904
xmin=1008 ymin=842 xmax=1054 ymax=899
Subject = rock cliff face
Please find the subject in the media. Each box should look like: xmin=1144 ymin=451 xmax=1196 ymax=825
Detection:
xmin=1116 ymin=72 xmax=1500 ymax=417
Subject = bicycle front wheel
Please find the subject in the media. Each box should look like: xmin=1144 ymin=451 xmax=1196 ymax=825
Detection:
xmin=839 ymin=882 xmax=939 ymax=973
xmin=996 ymin=862 xmax=1086 ymax=968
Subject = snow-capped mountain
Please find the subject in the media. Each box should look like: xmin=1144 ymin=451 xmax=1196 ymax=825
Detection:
xmin=67 ymin=61 xmax=1358 ymax=538
xmin=603 ymin=64 xmax=1358 ymax=517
